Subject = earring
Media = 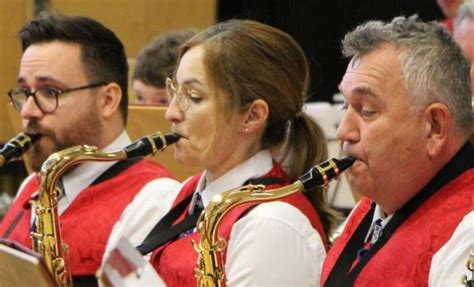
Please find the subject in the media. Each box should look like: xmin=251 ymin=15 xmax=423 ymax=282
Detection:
xmin=242 ymin=127 xmax=249 ymax=133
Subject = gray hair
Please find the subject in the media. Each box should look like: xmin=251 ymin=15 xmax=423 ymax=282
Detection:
xmin=456 ymin=0 xmax=474 ymax=27
xmin=342 ymin=15 xmax=472 ymax=135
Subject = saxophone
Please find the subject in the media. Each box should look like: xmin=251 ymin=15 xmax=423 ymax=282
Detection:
xmin=0 ymin=132 xmax=40 ymax=167
xmin=193 ymin=157 xmax=355 ymax=287
xmin=29 ymin=132 xmax=180 ymax=287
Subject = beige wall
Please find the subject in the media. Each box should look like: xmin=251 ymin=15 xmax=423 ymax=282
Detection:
xmin=51 ymin=0 xmax=216 ymax=57
xmin=0 ymin=0 xmax=216 ymax=142
xmin=0 ymin=1 xmax=33 ymax=141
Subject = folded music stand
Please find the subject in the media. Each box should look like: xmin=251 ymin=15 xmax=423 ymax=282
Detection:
xmin=0 ymin=239 xmax=55 ymax=287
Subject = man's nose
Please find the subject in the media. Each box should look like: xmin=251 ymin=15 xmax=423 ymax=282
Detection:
xmin=20 ymin=96 xmax=44 ymax=119
xmin=336 ymin=108 xmax=360 ymax=144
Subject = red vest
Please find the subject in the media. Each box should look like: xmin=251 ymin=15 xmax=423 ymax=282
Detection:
xmin=151 ymin=163 xmax=329 ymax=287
xmin=321 ymin=168 xmax=474 ymax=286
xmin=0 ymin=160 xmax=173 ymax=276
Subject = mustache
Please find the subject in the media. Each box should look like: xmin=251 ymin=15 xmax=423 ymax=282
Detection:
xmin=24 ymin=121 xmax=53 ymax=138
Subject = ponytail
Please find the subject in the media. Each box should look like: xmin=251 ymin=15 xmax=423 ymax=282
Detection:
xmin=285 ymin=114 xmax=340 ymax=236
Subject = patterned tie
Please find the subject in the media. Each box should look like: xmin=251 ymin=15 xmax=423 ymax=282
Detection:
xmin=371 ymin=219 xmax=383 ymax=245
xmin=356 ymin=219 xmax=383 ymax=261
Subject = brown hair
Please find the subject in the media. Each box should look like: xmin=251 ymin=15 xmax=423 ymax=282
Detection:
xmin=20 ymin=14 xmax=129 ymax=123
xmin=133 ymin=29 xmax=196 ymax=88
xmin=179 ymin=19 xmax=338 ymax=235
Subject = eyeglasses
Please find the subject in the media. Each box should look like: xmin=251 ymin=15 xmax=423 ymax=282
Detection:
xmin=7 ymin=82 xmax=108 ymax=114
xmin=166 ymin=77 xmax=201 ymax=112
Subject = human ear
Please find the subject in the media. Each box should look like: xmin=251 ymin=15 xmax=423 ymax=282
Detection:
xmin=241 ymin=99 xmax=269 ymax=134
xmin=99 ymin=83 xmax=122 ymax=119
xmin=423 ymin=103 xmax=451 ymax=158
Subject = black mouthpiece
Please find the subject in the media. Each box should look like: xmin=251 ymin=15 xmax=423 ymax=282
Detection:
xmin=0 ymin=132 xmax=41 ymax=167
xmin=123 ymin=132 xmax=180 ymax=159
xmin=299 ymin=157 xmax=355 ymax=191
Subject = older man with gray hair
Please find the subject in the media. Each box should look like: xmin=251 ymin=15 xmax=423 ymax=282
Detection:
xmin=321 ymin=15 xmax=473 ymax=286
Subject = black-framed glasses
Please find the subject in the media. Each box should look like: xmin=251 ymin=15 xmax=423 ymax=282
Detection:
xmin=7 ymin=82 xmax=108 ymax=114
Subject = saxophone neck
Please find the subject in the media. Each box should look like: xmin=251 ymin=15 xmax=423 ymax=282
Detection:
xmin=38 ymin=145 xmax=127 ymax=202
xmin=196 ymin=181 xmax=303 ymax=249
xmin=37 ymin=131 xmax=180 ymax=201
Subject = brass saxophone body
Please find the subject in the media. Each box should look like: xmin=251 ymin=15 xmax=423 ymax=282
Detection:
xmin=194 ymin=157 xmax=355 ymax=287
xmin=29 ymin=132 xmax=180 ymax=286
xmin=0 ymin=132 xmax=40 ymax=167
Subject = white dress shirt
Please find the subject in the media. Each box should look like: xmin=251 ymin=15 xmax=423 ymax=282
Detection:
xmin=102 ymin=177 xmax=180 ymax=263
xmin=429 ymin=211 xmax=474 ymax=287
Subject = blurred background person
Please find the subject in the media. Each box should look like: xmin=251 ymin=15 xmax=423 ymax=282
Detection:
xmin=454 ymin=0 xmax=474 ymax=142
xmin=132 ymin=29 xmax=196 ymax=106
xmin=438 ymin=0 xmax=465 ymax=32
xmin=454 ymin=0 xmax=474 ymax=91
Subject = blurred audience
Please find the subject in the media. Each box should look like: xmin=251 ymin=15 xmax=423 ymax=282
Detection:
xmin=132 ymin=29 xmax=196 ymax=106
xmin=454 ymin=1 xmax=474 ymax=90
xmin=438 ymin=0 xmax=465 ymax=32
xmin=454 ymin=0 xmax=474 ymax=142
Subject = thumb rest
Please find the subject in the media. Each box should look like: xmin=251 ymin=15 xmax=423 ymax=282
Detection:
xmin=30 ymin=132 xmax=180 ymax=286
xmin=193 ymin=157 xmax=355 ymax=287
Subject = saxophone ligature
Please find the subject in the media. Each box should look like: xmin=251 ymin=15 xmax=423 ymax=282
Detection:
xmin=0 ymin=132 xmax=40 ymax=167
xmin=194 ymin=157 xmax=355 ymax=287
xmin=30 ymin=132 xmax=180 ymax=287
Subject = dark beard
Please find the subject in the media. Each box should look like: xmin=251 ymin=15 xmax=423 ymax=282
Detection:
xmin=25 ymin=103 xmax=103 ymax=172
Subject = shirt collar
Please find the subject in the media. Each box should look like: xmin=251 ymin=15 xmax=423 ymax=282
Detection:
xmin=192 ymin=150 xmax=273 ymax=209
xmin=60 ymin=131 xmax=132 ymax=207
xmin=364 ymin=204 xmax=393 ymax=243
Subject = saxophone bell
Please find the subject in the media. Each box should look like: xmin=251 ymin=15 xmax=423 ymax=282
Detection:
xmin=0 ymin=132 xmax=41 ymax=167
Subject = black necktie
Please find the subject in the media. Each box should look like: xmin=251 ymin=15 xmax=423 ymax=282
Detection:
xmin=180 ymin=192 xmax=204 ymax=238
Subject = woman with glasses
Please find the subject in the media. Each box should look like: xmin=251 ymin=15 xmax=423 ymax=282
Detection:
xmin=105 ymin=19 xmax=337 ymax=286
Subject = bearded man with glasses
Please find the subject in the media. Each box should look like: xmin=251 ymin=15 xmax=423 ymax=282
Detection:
xmin=0 ymin=14 xmax=178 ymax=285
